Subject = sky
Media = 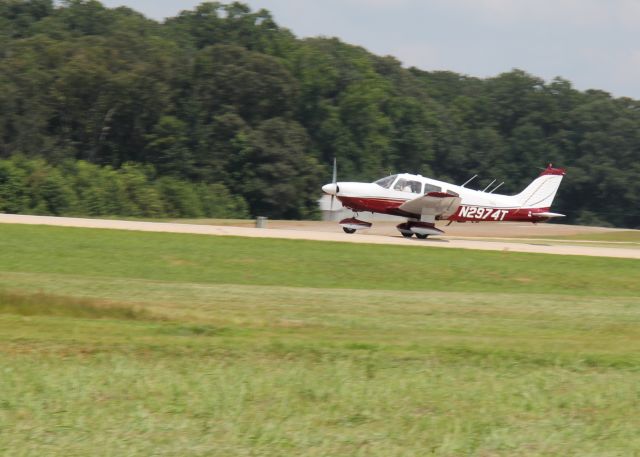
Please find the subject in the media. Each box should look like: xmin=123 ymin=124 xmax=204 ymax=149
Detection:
xmin=99 ymin=0 xmax=640 ymax=99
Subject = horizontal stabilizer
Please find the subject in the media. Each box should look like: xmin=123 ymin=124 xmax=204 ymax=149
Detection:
xmin=537 ymin=212 xmax=565 ymax=218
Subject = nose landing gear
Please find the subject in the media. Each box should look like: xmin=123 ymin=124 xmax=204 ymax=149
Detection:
xmin=339 ymin=216 xmax=372 ymax=234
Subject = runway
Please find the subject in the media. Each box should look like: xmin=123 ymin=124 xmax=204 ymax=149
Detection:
xmin=0 ymin=214 xmax=638 ymax=259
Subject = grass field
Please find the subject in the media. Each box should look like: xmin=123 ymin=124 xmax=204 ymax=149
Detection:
xmin=0 ymin=224 xmax=639 ymax=456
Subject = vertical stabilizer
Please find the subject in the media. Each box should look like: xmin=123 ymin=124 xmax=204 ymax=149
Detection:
xmin=515 ymin=165 xmax=565 ymax=208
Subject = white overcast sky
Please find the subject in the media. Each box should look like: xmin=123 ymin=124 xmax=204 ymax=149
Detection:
xmin=98 ymin=0 xmax=640 ymax=99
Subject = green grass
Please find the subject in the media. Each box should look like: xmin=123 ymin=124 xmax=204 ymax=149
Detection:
xmin=0 ymin=224 xmax=638 ymax=296
xmin=0 ymin=224 xmax=638 ymax=456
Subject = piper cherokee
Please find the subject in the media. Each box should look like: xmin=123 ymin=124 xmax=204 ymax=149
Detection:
xmin=321 ymin=160 xmax=566 ymax=238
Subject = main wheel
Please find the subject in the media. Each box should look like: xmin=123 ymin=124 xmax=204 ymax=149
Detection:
xmin=342 ymin=227 xmax=356 ymax=234
xmin=401 ymin=232 xmax=413 ymax=238
xmin=416 ymin=234 xmax=429 ymax=239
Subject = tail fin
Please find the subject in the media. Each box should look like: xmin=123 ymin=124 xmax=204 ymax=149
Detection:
xmin=514 ymin=164 xmax=565 ymax=209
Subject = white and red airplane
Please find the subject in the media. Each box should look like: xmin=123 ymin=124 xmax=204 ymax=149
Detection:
xmin=321 ymin=161 xmax=566 ymax=238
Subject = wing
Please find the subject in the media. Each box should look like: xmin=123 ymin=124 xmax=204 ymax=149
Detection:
xmin=399 ymin=191 xmax=461 ymax=219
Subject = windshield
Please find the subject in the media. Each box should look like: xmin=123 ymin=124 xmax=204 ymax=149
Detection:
xmin=374 ymin=175 xmax=397 ymax=189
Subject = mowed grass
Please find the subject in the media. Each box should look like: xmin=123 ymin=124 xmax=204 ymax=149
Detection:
xmin=0 ymin=224 xmax=638 ymax=296
xmin=0 ymin=224 xmax=639 ymax=456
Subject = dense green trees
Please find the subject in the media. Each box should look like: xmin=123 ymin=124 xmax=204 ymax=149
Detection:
xmin=0 ymin=156 xmax=248 ymax=218
xmin=1 ymin=0 xmax=639 ymax=226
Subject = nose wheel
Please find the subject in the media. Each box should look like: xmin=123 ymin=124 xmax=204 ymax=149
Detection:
xmin=339 ymin=216 xmax=371 ymax=234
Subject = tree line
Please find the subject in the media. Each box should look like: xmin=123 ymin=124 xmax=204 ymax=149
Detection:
xmin=1 ymin=0 xmax=639 ymax=226
xmin=0 ymin=156 xmax=248 ymax=218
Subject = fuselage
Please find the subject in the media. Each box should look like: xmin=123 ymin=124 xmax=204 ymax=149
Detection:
xmin=323 ymin=172 xmax=561 ymax=223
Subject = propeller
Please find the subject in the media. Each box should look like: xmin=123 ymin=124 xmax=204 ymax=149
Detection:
xmin=330 ymin=156 xmax=337 ymax=210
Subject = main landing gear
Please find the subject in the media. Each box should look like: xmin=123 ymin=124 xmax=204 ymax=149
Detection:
xmin=396 ymin=221 xmax=444 ymax=239
xmin=402 ymin=232 xmax=429 ymax=239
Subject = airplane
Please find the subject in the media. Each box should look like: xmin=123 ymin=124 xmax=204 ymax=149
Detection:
xmin=321 ymin=161 xmax=566 ymax=238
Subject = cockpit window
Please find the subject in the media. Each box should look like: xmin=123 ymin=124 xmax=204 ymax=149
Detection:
xmin=374 ymin=175 xmax=397 ymax=189
xmin=394 ymin=179 xmax=422 ymax=194
xmin=423 ymin=183 xmax=442 ymax=194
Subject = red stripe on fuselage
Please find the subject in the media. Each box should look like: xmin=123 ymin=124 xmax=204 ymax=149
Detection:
xmin=338 ymin=196 xmax=556 ymax=223
xmin=337 ymin=196 xmax=414 ymax=217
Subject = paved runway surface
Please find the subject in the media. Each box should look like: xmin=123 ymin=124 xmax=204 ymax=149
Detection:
xmin=1 ymin=214 xmax=638 ymax=259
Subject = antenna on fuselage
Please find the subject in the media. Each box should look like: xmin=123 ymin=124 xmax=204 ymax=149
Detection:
xmin=482 ymin=179 xmax=496 ymax=192
xmin=461 ymin=174 xmax=477 ymax=188
xmin=488 ymin=182 xmax=504 ymax=194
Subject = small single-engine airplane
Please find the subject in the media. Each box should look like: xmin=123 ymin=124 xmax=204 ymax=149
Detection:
xmin=321 ymin=161 xmax=566 ymax=238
